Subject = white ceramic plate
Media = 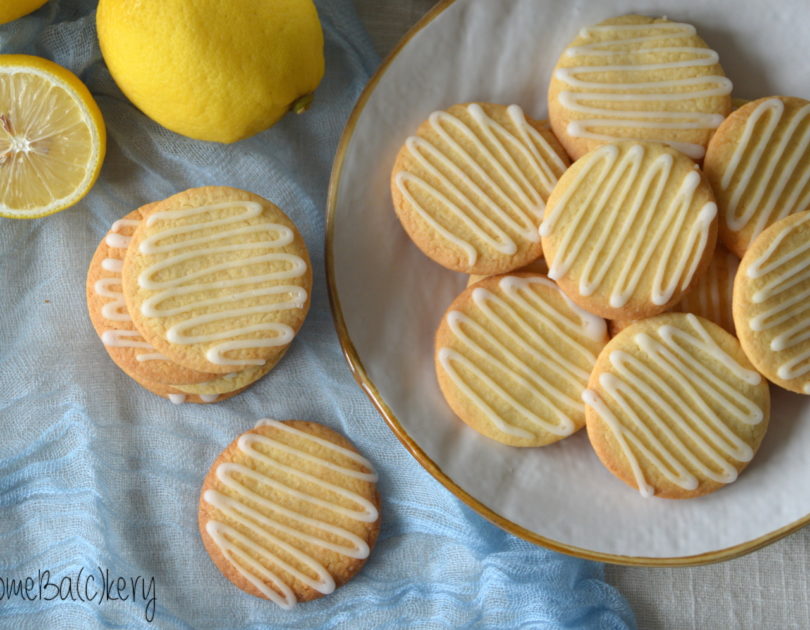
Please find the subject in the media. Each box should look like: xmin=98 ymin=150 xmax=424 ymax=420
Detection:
xmin=327 ymin=0 xmax=810 ymax=564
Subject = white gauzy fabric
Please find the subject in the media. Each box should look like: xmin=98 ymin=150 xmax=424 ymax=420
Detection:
xmin=0 ymin=1 xmax=635 ymax=629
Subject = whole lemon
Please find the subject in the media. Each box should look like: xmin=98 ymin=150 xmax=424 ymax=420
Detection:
xmin=96 ymin=0 xmax=324 ymax=143
xmin=0 ymin=0 xmax=48 ymax=24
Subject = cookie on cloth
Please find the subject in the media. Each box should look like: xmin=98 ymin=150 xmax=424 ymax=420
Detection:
xmin=704 ymin=96 xmax=810 ymax=257
xmin=127 ymin=370 xmax=247 ymax=405
xmin=541 ymin=141 xmax=718 ymax=320
xmin=198 ymin=419 xmax=380 ymax=608
xmin=466 ymin=256 xmax=548 ymax=287
xmin=584 ymin=313 xmax=770 ymax=499
xmin=86 ymin=207 xmax=219 ymax=385
xmin=172 ymin=352 xmax=283 ymax=396
xmin=548 ymin=14 xmax=732 ymax=161
xmin=435 ymin=273 xmax=608 ymax=447
xmin=122 ymin=186 xmax=312 ymax=374
xmin=391 ymin=103 xmax=570 ymax=275
xmin=609 ymin=245 xmax=738 ymax=336
xmin=734 ymin=211 xmax=810 ymax=394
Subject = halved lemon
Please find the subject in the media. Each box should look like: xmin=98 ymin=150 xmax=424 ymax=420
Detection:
xmin=0 ymin=54 xmax=106 ymax=219
xmin=0 ymin=0 xmax=48 ymax=25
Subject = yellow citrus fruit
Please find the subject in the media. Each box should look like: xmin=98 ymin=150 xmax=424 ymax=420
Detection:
xmin=96 ymin=0 xmax=325 ymax=143
xmin=0 ymin=54 xmax=106 ymax=219
xmin=0 ymin=0 xmax=47 ymax=24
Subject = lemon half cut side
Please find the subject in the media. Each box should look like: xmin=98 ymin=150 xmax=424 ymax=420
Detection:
xmin=0 ymin=0 xmax=48 ymax=25
xmin=0 ymin=55 xmax=106 ymax=219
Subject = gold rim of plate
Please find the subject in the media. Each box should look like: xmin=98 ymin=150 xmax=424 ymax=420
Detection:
xmin=324 ymin=0 xmax=810 ymax=567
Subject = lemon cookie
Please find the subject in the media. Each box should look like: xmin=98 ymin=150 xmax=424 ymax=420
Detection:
xmin=584 ymin=313 xmax=770 ymax=499
xmin=122 ymin=186 xmax=312 ymax=374
xmin=704 ymin=96 xmax=810 ymax=257
xmin=172 ymin=354 xmax=283 ymax=396
xmin=86 ymin=208 xmax=219 ymax=385
xmin=734 ymin=211 xmax=810 ymax=394
xmin=128 ymin=370 xmax=246 ymax=405
xmin=435 ymin=273 xmax=608 ymax=447
xmin=391 ymin=104 xmax=570 ymax=274
xmin=548 ymin=14 xmax=732 ymax=161
xmin=609 ymin=245 xmax=738 ymax=336
xmin=541 ymin=141 xmax=717 ymax=319
xmin=198 ymin=419 xmax=380 ymax=607
xmin=466 ymin=256 xmax=548 ymax=287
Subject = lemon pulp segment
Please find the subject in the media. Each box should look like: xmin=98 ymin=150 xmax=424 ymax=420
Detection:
xmin=0 ymin=58 xmax=104 ymax=219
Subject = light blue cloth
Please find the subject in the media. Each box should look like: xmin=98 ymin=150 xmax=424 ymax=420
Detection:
xmin=0 ymin=1 xmax=636 ymax=628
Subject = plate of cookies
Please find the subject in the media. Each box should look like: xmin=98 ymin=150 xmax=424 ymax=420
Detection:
xmin=327 ymin=0 xmax=810 ymax=564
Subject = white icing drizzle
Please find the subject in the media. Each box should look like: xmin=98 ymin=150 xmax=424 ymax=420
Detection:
xmin=555 ymin=21 xmax=732 ymax=159
xmin=200 ymin=393 xmax=219 ymax=403
xmin=438 ymin=275 xmax=605 ymax=439
xmin=541 ymin=143 xmax=717 ymax=307
xmin=203 ymin=419 xmax=378 ymax=609
xmin=746 ymin=212 xmax=810 ymax=381
xmin=719 ymin=98 xmax=810 ymax=242
xmin=168 ymin=393 xmax=186 ymax=404
xmin=395 ymin=104 xmax=567 ymax=265
xmin=583 ymin=314 xmax=763 ymax=497
xmin=94 ymin=217 xmax=169 ymax=363
xmin=104 ymin=219 xmax=139 ymax=249
xmin=100 ymin=330 xmax=169 ymax=362
xmin=138 ymin=201 xmax=308 ymax=366
xmin=94 ymin=275 xmax=131 ymax=321
xmin=101 ymin=258 xmax=123 ymax=272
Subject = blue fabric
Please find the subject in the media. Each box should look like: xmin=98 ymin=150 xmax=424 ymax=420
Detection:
xmin=0 ymin=1 xmax=636 ymax=628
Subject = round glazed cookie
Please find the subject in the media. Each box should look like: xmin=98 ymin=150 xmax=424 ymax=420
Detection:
xmin=584 ymin=313 xmax=770 ymax=499
xmin=435 ymin=273 xmax=608 ymax=447
xmin=172 ymin=352 xmax=283 ymax=396
xmin=86 ymin=207 xmax=219 ymax=385
xmin=198 ymin=419 xmax=380 ymax=608
xmin=675 ymin=245 xmax=738 ymax=334
xmin=391 ymin=103 xmax=570 ymax=275
xmin=548 ymin=14 xmax=732 ymax=161
xmin=704 ymin=96 xmax=810 ymax=257
xmin=541 ymin=141 xmax=718 ymax=319
xmin=734 ymin=211 xmax=810 ymax=394
xmin=127 ymin=369 xmax=247 ymax=405
xmin=609 ymin=245 xmax=739 ymax=336
xmin=122 ymin=186 xmax=313 ymax=374
xmin=466 ymin=256 xmax=548 ymax=287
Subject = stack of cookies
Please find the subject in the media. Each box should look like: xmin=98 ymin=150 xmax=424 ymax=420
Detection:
xmin=86 ymin=186 xmax=383 ymax=608
xmin=390 ymin=14 xmax=810 ymax=499
xmin=86 ymin=185 xmax=312 ymax=404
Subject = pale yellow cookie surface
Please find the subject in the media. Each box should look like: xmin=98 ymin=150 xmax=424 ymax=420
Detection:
xmin=122 ymin=186 xmax=312 ymax=374
xmin=734 ymin=211 xmax=810 ymax=394
xmin=541 ymin=141 xmax=718 ymax=319
xmin=584 ymin=313 xmax=770 ymax=499
xmin=86 ymin=207 xmax=219 ymax=385
xmin=198 ymin=420 xmax=380 ymax=608
xmin=548 ymin=14 xmax=731 ymax=161
xmin=609 ymin=245 xmax=738 ymax=335
xmin=435 ymin=273 xmax=608 ymax=447
xmin=705 ymin=96 xmax=810 ymax=257
xmin=391 ymin=104 xmax=569 ymax=274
